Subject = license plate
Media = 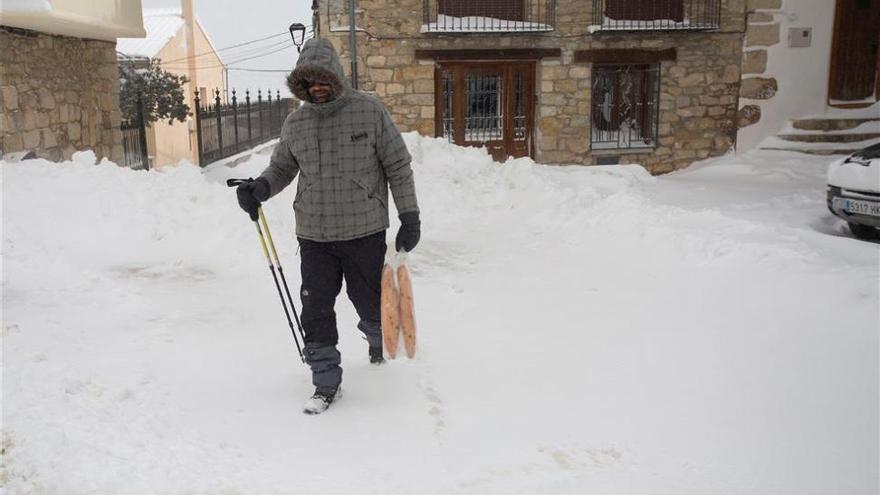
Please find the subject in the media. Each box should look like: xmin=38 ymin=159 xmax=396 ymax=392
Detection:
xmin=836 ymin=198 xmax=880 ymax=217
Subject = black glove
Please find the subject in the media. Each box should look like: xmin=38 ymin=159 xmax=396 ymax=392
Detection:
xmin=395 ymin=211 xmax=421 ymax=252
xmin=236 ymin=177 xmax=271 ymax=221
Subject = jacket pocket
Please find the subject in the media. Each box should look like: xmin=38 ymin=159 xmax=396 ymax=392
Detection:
xmin=351 ymin=177 xmax=386 ymax=208
xmin=338 ymin=126 xmax=376 ymax=176
xmin=293 ymin=182 xmax=315 ymax=212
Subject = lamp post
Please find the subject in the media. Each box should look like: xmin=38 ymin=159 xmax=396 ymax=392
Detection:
xmin=289 ymin=23 xmax=306 ymax=53
xmin=347 ymin=0 xmax=358 ymax=89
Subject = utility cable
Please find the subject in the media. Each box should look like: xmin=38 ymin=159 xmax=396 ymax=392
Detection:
xmin=164 ymin=42 xmax=295 ymax=71
xmin=158 ymin=26 xmax=311 ymax=64
xmin=160 ymin=39 xmax=293 ymax=68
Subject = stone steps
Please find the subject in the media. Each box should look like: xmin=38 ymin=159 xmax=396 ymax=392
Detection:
xmin=759 ymin=114 xmax=880 ymax=155
xmin=791 ymin=117 xmax=880 ymax=131
xmin=776 ymin=132 xmax=880 ymax=143
xmin=759 ymin=146 xmax=874 ymax=156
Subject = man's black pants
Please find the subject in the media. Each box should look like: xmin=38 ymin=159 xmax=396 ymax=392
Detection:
xmin=297 ymin=230 xmax=385 ymax=391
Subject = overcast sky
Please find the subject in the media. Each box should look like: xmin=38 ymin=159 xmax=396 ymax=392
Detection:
xmin=141 ymin=0 xmax=312 ymax=96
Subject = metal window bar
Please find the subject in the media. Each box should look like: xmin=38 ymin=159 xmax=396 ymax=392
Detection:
xmin=590 ymin=0 xmax=720 ymax=31
xmin=465 ymin=74 xmax=503 ymax=142
xmin=514 ymin=72 xmax=526 ymax=140
xmin=590 ymin=64 xmax=660 ymax=151
xmin=442 ymin=70 xmax=455 ymax=142
xmin=423 ymin=0 xmax=556 ymax=32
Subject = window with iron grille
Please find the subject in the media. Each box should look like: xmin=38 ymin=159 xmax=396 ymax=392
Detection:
xmin=423 ymin=0 xmax=556 ymax=32
xmin=590 ymin=0 xmax=721 ymax=31
xmin=590 ymin=64 xmax=660 ymax=151
xmin=465 ymin=74 xmax=503 ymax=141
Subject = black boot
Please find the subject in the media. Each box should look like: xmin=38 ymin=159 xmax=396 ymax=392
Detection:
xmin=369 ymin=346 xmax=385 ymax=365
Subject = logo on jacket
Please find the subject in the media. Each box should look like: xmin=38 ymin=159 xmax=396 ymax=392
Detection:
xmin=350 ymin=132 xmax=368 ymax=142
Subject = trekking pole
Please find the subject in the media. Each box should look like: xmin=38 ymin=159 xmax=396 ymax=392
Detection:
xmin=258 ymin=207 xmax=307 ymax=344
xmin=228 ymin=179 xmax=305 ymax=362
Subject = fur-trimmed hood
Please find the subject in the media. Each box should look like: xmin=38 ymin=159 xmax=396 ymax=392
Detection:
xmin=286 ymin=38 xmax=347 ymax=103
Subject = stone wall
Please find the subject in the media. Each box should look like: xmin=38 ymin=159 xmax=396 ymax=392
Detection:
xmin=317 ymin=0 xmax=746 ymax=174
xmin=737 ymin=0 xmax=782 ymax=132
xmin=0 ymin=27 xmax=123 ymax=163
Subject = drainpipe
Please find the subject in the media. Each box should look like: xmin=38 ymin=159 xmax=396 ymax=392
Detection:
xmin=349 ymin=0 xmax=358 ymax=89
xmin=182 ymin=0 xmax=199 ymax=161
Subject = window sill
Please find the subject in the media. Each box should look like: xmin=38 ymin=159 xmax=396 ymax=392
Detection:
xmin=589 ymin=147 xmax=657 ymax=156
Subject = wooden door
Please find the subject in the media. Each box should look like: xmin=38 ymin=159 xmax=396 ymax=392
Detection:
xmin=436 ymin=62 xmax=534 ymax=161
xmin=829 ymin=0 xmax=880 ymax=101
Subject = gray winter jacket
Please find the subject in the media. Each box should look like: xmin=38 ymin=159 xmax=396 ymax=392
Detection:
xmin=259 ymin=38 xmax=419 ymax=242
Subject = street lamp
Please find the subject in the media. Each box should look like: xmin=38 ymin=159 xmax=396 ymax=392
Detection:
xmin=289 ymin=23 xmax=306 ymax=53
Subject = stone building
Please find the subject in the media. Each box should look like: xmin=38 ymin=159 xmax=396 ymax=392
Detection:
xmin=315 ymin=0 xmax=747 ymax=173
xmin=0 ymin=1 xmax=146 ymax=163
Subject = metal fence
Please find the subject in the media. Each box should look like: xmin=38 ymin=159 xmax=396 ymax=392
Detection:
xmin=194 ymin=89 xmax=294 ymax=166
xmin=422 ymin=0 xmax=556 ymax=32
xmin=591 ymin=0 xmax=720 ymax=31
xmin=591 ymin=64 xmax=660 ymax=151
xmin=120 ymin=96 xmax=149 ymax=170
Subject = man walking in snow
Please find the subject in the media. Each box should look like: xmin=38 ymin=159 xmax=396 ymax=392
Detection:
xmin=235 ymin=38 xmax=420 ymax=414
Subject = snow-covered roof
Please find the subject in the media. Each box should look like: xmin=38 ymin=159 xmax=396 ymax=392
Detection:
xmin=116 ymin=8 xmax=185 ymax=58
xmin=0 ymin=0 xmax=146 ymax=41
xmin=2 ymin=0 xmax=52 ymax=13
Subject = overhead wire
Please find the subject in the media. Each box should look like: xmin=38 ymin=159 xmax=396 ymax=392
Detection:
xmin=157 ymin=25 xmax=312 ymax=65
xmin=157 ymin=30 xmax=289 ymax=64
xmin=160 ymin=38 xmax=294 ymax=69
xmin=164 ymin=42 xmax=296 ymax=70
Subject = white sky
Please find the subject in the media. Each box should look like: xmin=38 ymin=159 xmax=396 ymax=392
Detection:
xmin=141 ymin=0 xmax=312 ymax=97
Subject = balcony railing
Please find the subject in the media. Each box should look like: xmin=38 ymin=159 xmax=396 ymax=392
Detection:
xmin=422 ymin=0 xmax=555 ymax=33
xmin=589 ymin=0 xmax=721 ymax=32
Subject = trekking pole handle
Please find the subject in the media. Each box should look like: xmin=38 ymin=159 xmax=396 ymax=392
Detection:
xmin=226 ymin=178 xmax=254 ymax=187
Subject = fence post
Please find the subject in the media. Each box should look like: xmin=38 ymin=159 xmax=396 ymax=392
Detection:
xmin=136 ymin=94 xmax=149 ymax=170
xmin=245 ymin=89 xmax=253 ymax=146
xmin=215 ymin=89 xmax=224 ymax=159
xmin=194 ymin=90 xmax=204 ymax=166
xmin=257 ymin=89 xmax=264 ymax=142
xmin=267 ymin=89 xmax=274 ymax=138
xmin=276 ymin=89 xmax=282 ymax=134
xmin=232 ymin=88 xmax=240 ymax=153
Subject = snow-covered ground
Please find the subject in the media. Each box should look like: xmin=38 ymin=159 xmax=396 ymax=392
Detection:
xmin=2 ymin=135 xmax=878 ymax=494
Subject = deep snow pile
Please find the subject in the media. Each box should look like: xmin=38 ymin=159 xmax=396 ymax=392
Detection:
xmin=2 ymin=136 xmax=877 ymax=494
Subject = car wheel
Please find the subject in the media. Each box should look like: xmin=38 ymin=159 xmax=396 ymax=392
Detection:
xmin=848 ymin=222 xmax=880 ymax=241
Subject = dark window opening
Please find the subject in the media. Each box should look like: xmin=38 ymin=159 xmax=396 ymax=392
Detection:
xmin=590 ymin=64 xmax=660 ymax=151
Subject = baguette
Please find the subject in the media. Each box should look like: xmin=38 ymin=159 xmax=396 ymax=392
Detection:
xmin=380 ymin=262 xmax=400 ymax=359
xmin=397 ymin=263 xmax=417 ymax=359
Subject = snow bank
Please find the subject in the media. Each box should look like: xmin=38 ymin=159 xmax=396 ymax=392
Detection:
xmin=2 ymin=136 xmax=877 ymax=494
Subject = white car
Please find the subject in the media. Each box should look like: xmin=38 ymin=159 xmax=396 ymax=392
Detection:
xmin=827 ymin=143 xmax=880 ymax=240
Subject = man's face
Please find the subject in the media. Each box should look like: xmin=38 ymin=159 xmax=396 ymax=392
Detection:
xmin=308 ymin=82 xmax=333 ymax=103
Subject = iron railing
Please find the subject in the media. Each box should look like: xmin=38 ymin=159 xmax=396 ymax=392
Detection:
xmin=120 ymin=95 xmax=149 ymax=170
xmin=590 ymin=64 xmax=660 ymax=151
xmin=422 ymin=0 xmax=556 ymax=32
xmin=590 ymin=0 xmax=720 ymax=32
xmin=194 ymin=89 xmax=294 ymax=166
